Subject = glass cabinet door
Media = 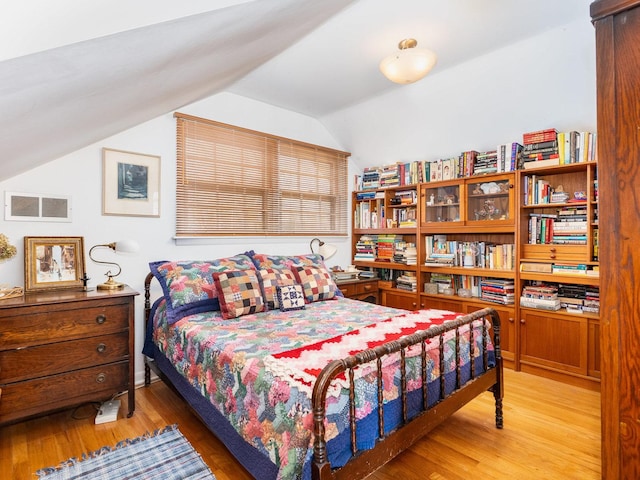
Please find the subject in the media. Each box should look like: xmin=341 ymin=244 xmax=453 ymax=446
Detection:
xmin=421 ymin=181 xmax=464 ymax=227
xmin=465 ymin=175 xmax=514 ymax=225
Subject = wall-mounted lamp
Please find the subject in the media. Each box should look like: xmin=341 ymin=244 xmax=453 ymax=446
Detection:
xmin=310 ymin=238 xmax=337 ymax=260
xmin=89 ymin=239 xmax=140 ymax=290
xmin=379 ymin=38 xmax=437 ymax=84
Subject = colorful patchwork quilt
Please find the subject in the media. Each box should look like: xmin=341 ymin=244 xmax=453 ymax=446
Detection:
xmin=146 ymin=297 xmax=495 ymax=480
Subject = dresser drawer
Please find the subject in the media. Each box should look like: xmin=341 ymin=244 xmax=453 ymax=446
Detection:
xmin=0 ymin=361 xmax=129 ymax=424
xmin=521 ymin=244 xmax=588 ymax=262
xmin=338 ymin=280 xmax=378 ymax=299
xmin=0 ymin=331 xmax=129 ymax=384
xmin=0 ymin=302 xmax=130 ymax=350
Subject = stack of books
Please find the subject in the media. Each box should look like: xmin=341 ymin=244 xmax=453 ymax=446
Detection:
xmin=473 ymin=151 xmax=498 ymax=175
xmin=396 ymin=271 xmax=417 ymax=292
xmin=520 ymin=283 xmax=561 ymax=310
xmin=521 ymin=128 xmax=560 ymax=169
xmin=480 ymin=278 xmax=515 ymax=304
xmin=557 ymin=284 xmax=600 ymax=314
xmin=430 ymin=272 xmax=453 ymax=293
xmin=553 ymin=207 xmax=587 ymax=245
xmin=361 ymin=167 xmax=380 ymax=190
xmin=354 ymin=235 xmax=376 ymax=262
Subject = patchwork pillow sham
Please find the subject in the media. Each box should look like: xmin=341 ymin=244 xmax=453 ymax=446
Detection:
xmin=149 ymin=254 xmax=256 ymax=324
xmin=250 ymin=253 xmax=326 ymax=271
xmin=258 ymin=268 xmax=297 ymax=310
xmin=212 ymin=269 xmax=265 ymax=319
xmin=292 ymin=265 xmax=338 ymax=303
xmin=276 ymin=284 xmax=306 ymax=311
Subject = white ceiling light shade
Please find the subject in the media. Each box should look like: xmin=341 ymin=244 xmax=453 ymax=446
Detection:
xmin=379 ymin=38 xmax=437 ymax=84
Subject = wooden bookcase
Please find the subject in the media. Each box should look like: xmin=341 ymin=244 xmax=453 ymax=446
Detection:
xmin=516 ymin=161 xmax=599 ymax=387
xmin=352 ymin=163 xmax=600 ymax=386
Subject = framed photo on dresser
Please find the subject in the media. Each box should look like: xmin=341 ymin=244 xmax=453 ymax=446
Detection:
xmin=24 ymin=236 xmax=86 ymax=292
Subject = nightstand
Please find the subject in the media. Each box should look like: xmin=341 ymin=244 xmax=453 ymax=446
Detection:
xmin=336 ymin=277 xmax=379 ymax=304
xmin=0 ymin=287 xmax=138 ymax=425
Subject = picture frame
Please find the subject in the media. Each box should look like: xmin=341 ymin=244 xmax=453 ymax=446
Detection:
xmin=102 ymin=148 xmax=161 ymax=217
xmin=24 ymin=236 xmax=86 ymax=292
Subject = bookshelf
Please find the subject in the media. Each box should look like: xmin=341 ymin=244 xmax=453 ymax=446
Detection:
xmin=352 ymin=184 xmax=420 ymax=310
xmin=352 ymin=142 xmax=600 ymax=387
xmin=516 ymin=161 xmax=599 ymax=387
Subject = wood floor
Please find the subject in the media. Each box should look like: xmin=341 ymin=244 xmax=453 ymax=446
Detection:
xmin=0 ymin=368 xmax=600 ymax=480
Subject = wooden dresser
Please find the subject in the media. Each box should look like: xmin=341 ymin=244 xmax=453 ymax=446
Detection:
xmin=0 ymin=287 xmax=138 ymax=425
xmin=335 ymin=278 xmax=379 ymax=304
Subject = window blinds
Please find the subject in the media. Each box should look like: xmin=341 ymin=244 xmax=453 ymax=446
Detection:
xmin=175 ymin=113 xmax=349 ymax=237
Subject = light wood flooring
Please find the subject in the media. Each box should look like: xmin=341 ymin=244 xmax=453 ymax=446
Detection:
xmin=0 ymin=368 xmax=600 ymax=480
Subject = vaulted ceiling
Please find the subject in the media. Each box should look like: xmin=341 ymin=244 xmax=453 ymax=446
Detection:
xmin=0 ymin=0 xmax=591 ymax=181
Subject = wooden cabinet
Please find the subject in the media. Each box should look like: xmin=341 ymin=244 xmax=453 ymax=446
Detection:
xmin=591 ymin=2 xmax=640 ymax=477
xmin=379 ymin=286 xmax=419 ymax=310
xmin=0 ymin=288 xmax=137 ymax=425
xmin=336 ymin=278 xmax=379 ymax=304
xmin=516 ymin=162 xmax=599 ymax=387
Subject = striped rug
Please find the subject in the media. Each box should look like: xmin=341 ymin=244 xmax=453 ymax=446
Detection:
xmin=36 ymin=424 xmax=216 ymax=480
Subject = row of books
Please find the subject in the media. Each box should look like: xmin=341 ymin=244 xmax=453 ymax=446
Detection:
xmin=354 ymin=128 xmax=595 ymax=192
xmin=396 ymin=271 xmax=417 ymax=292
xmin=424 ymin=235 xmax=515 ymax=270
xmin=527 ymin=207 xmax=589 ymax=245
xmin=520 ymin=282 xmax=599 ymax=313
xmin=424 ymin=275 xmax=514 ymax=304
xmin=354 ymin=235 xmax=417 ymax=264
xmin=520 ymin=262 xmax=599 ymax=277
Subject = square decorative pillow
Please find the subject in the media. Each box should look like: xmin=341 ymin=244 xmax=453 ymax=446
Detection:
xmin=258 ymin=268 xmax=297 ymax=310
xmin=292 ymin=266 xmax=338 ymax=303
xmin=276 ymin=284 xmax=306 ymax=312
xmin=212 ymin=269 xmax=265 ymax=319
xmin=149 ymin=254 xmax=256 ymax=324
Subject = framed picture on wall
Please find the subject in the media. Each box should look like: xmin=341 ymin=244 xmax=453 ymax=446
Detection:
xmin=102 ymin=148 xmax=161 ymax=217
xmin=24 ymin=236 xmax=86 ymax=292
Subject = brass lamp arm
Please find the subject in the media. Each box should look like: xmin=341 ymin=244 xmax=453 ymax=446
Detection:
xmin=89 ymin=243 xmax=122 ymax=278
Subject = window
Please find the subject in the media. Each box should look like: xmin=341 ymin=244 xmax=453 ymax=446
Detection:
xmin=175 ymin=113 xmax=349 ymax=237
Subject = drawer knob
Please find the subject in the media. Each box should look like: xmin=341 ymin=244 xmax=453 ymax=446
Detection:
xmin=97 ymin=343 xmax=107 ymax=353
xmin=96 ymin=373 xmax=106 ymax=383
xmin=363 ymin=285 xmax=371 ymax=291
xmin=96 ymin=314 xmax=106 ymax=325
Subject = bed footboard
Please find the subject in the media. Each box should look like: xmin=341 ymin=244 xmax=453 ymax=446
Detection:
xmin=311 ymin=307 xmax=503 ymax=480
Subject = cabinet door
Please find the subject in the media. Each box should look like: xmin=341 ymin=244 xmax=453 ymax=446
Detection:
xmin=464 ymin=303 xmax=515 ymax=364
xmin=519 ymin=310 xmax=587 ymax=375
xmin=421 ymin=296 xmax=460 ymax=313
xmin=381 ymin=291 xmax=418 ymax=310
xmin=465 ymin=174 xmax=515 ymax=227
xmin=420 ymin=181 xmax=464 ymax=229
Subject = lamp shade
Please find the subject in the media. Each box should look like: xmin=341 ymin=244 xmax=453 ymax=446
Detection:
xmin=380 ymin=38 xmax=437 ymax=84
xmin=318 ymin=242 xmax=337 ymax=260
xmin=114 ymin=239 xmax=140 ymax=253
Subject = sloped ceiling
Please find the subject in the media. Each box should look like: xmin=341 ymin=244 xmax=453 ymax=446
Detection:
xmin=0 ymin=0 xmax=591 ymax=181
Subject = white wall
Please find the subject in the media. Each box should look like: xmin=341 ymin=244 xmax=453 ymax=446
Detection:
xmin=323 ymin=18 xmax=597 ymax=170
xmin=0 ymin=92 xmax=354 ymax=385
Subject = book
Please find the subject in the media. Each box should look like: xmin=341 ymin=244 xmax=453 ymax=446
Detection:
xmin=520 ymin=262 xmax=552 ymax=273
xmin=523 ymin=157 xmax=561 ymax=169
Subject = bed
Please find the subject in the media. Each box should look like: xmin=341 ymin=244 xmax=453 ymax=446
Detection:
xmin=142 ymin=252 xmax=503 ymax=480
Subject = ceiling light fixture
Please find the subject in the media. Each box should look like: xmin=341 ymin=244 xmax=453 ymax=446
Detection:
xmin=379 ymin=38 xmax=437 ymax=84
